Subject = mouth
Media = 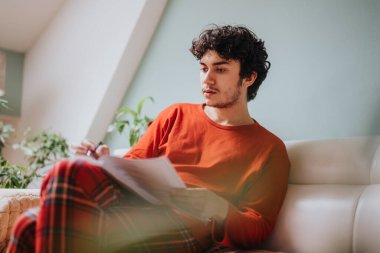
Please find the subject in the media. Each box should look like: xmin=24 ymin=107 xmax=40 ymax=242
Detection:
xmin=202 ymin=88 xmax=217 ymax=97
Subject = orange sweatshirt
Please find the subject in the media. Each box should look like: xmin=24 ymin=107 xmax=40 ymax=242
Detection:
xmin=124 ymin=103 xmax=290 ymax=249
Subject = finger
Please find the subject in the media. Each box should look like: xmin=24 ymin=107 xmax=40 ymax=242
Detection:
xmin=96 ymin=144 xmax=110 ymax=157
xmin=70 ymin=144 xmax=88 ymax=155
xmin=81 ymin=139 xmax=96 ymax=150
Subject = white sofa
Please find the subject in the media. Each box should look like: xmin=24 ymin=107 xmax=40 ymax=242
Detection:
xmin=1 ymin=136 xmax=379 ymax=253
xmin=263 ymin=136 xmax=380 ymax=253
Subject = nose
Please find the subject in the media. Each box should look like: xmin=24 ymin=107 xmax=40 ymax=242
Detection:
xmin=201 ymin=70 xmax=215 ymax=85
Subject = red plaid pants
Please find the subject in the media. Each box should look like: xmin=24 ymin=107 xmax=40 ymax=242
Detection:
xmin=6 ymin=159 xmax=203 ymax=253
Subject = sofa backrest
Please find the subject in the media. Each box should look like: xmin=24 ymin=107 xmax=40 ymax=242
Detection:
xmin=263 ymin=136 xmax=380 ymax=253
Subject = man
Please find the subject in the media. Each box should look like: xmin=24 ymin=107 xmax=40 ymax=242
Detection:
xmin=7 ymin=25 xmax=290 ymax=253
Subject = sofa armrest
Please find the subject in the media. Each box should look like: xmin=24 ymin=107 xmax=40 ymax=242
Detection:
xmin=0 ymin=189 xmax=40 ymax=251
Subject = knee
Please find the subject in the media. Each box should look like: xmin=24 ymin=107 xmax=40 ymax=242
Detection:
xmin=11 ymin=209 xmax=37 ymax=235
xmin=8 ymin=208 xmax=38 ymax=251
xmin=40 ymin=159 xmax=77 ymax=192
xmin=41 ymin=158 xmax=114 ymax=197
xmin=43 ymin=158 xmax=100 ymax=183
xmin=48 ymin=158 xmax=99 ymax=176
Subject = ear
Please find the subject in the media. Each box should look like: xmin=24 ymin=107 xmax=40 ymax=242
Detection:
xmin=242 ymin=72 xmax=257 ymax=87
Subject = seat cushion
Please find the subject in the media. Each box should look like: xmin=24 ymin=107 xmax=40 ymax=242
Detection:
xmin=263 ymin=184 xmax=365 ymax=253
xmin=0 ymin=189 xmax=40 ymax=250
xmin=353 ymin=185 xmax=380 ymax=253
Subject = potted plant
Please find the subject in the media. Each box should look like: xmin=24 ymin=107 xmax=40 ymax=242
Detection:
xmin=108 ymin=96 xmax=154 ymax=148
xmin=0 ymin=98 xmax=69 ymax=188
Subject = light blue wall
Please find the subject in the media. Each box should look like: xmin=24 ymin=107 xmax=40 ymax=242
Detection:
xmin=0 ymin=49 xmax=24 ymax=117
xmin=105 ymin=0 xmax=380 ymax=149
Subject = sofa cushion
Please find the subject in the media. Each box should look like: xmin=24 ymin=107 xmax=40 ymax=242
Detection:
xmin=287 ymin=136 xmax=380 ymax=185
xmin=262 ymin=136 xmax=380 ymax=253
xmin=263 ymin=185 xmax=365 ymax=253
xmin=353 ymin=185 xmax=380 ymax=253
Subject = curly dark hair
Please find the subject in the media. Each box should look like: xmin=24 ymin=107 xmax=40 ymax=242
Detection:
xmin=190 ymin=25 xmax=271 ymax=102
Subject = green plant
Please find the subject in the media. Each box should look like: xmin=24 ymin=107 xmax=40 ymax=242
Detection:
xmin=0 ymin=130 xmax=69 ymax=189
xmin=108 ymin=96 xmax=154 ymax=147
xmin=0 ymin=98 xmax=15 ymax=156
xmin=13 ymin=129 xmax=69 ymax=171
xmin=0 ymin=158 xmax=33 ymax=188
xmin=0 ymin=98 xmax=69 ymax=188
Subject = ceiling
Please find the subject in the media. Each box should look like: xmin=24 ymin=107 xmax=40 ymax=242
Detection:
xmin=0 ymin=0 xmax=65 ymax=52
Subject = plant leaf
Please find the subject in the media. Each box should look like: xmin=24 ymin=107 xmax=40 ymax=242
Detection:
xmin=136 ymin=96 xmax=154 ymax=114
xmin=117 ymin=107 xmax=137 ymax=119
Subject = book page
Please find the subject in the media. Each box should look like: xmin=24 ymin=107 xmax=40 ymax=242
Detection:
xmin=99 ymin=156 xmax=186 ymax=205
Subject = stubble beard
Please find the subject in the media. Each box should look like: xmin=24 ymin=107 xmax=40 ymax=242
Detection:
xmin=207 ymin=78 xmax=243 ymax=109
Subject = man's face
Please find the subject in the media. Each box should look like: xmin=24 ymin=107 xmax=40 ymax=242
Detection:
xmin=200 ymin=50 xmax=246 ymax=109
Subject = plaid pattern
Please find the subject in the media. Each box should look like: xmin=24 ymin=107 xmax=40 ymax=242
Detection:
xmin=205 ymin=244 xmax=280 ymax=253
xmin=7 ymin=159 xmax=202 ymax=253
xmin=103 ymin=204 xmax=199 ymax=252
xmin=7 ymin=207 xmax=38 ymax=253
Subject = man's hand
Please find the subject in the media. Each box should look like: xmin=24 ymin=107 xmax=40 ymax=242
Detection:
xmin=71 ymin=139 xmax=109 ymax=159
xmin=170 ymin=188 xmax=229 ymax=224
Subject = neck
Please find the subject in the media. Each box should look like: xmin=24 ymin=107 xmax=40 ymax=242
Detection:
xmin=203 ymin=102 xmax=254 ymax=126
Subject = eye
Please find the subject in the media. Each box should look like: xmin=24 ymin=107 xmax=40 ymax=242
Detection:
xmin=200 ymin=67 xmax=208 ymax=73
xmin=215 ymin=68 xmax=226 ymax=73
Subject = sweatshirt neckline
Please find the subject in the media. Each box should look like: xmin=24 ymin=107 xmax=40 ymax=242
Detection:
xmin=198 ymin=104 xmax=259 ymax=131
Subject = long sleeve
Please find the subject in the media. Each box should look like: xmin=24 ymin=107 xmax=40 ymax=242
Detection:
xmin=213 ymin=143 xmax=290 ymax=248
xmin=123 ymin=105 xmax=180 ymax=159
